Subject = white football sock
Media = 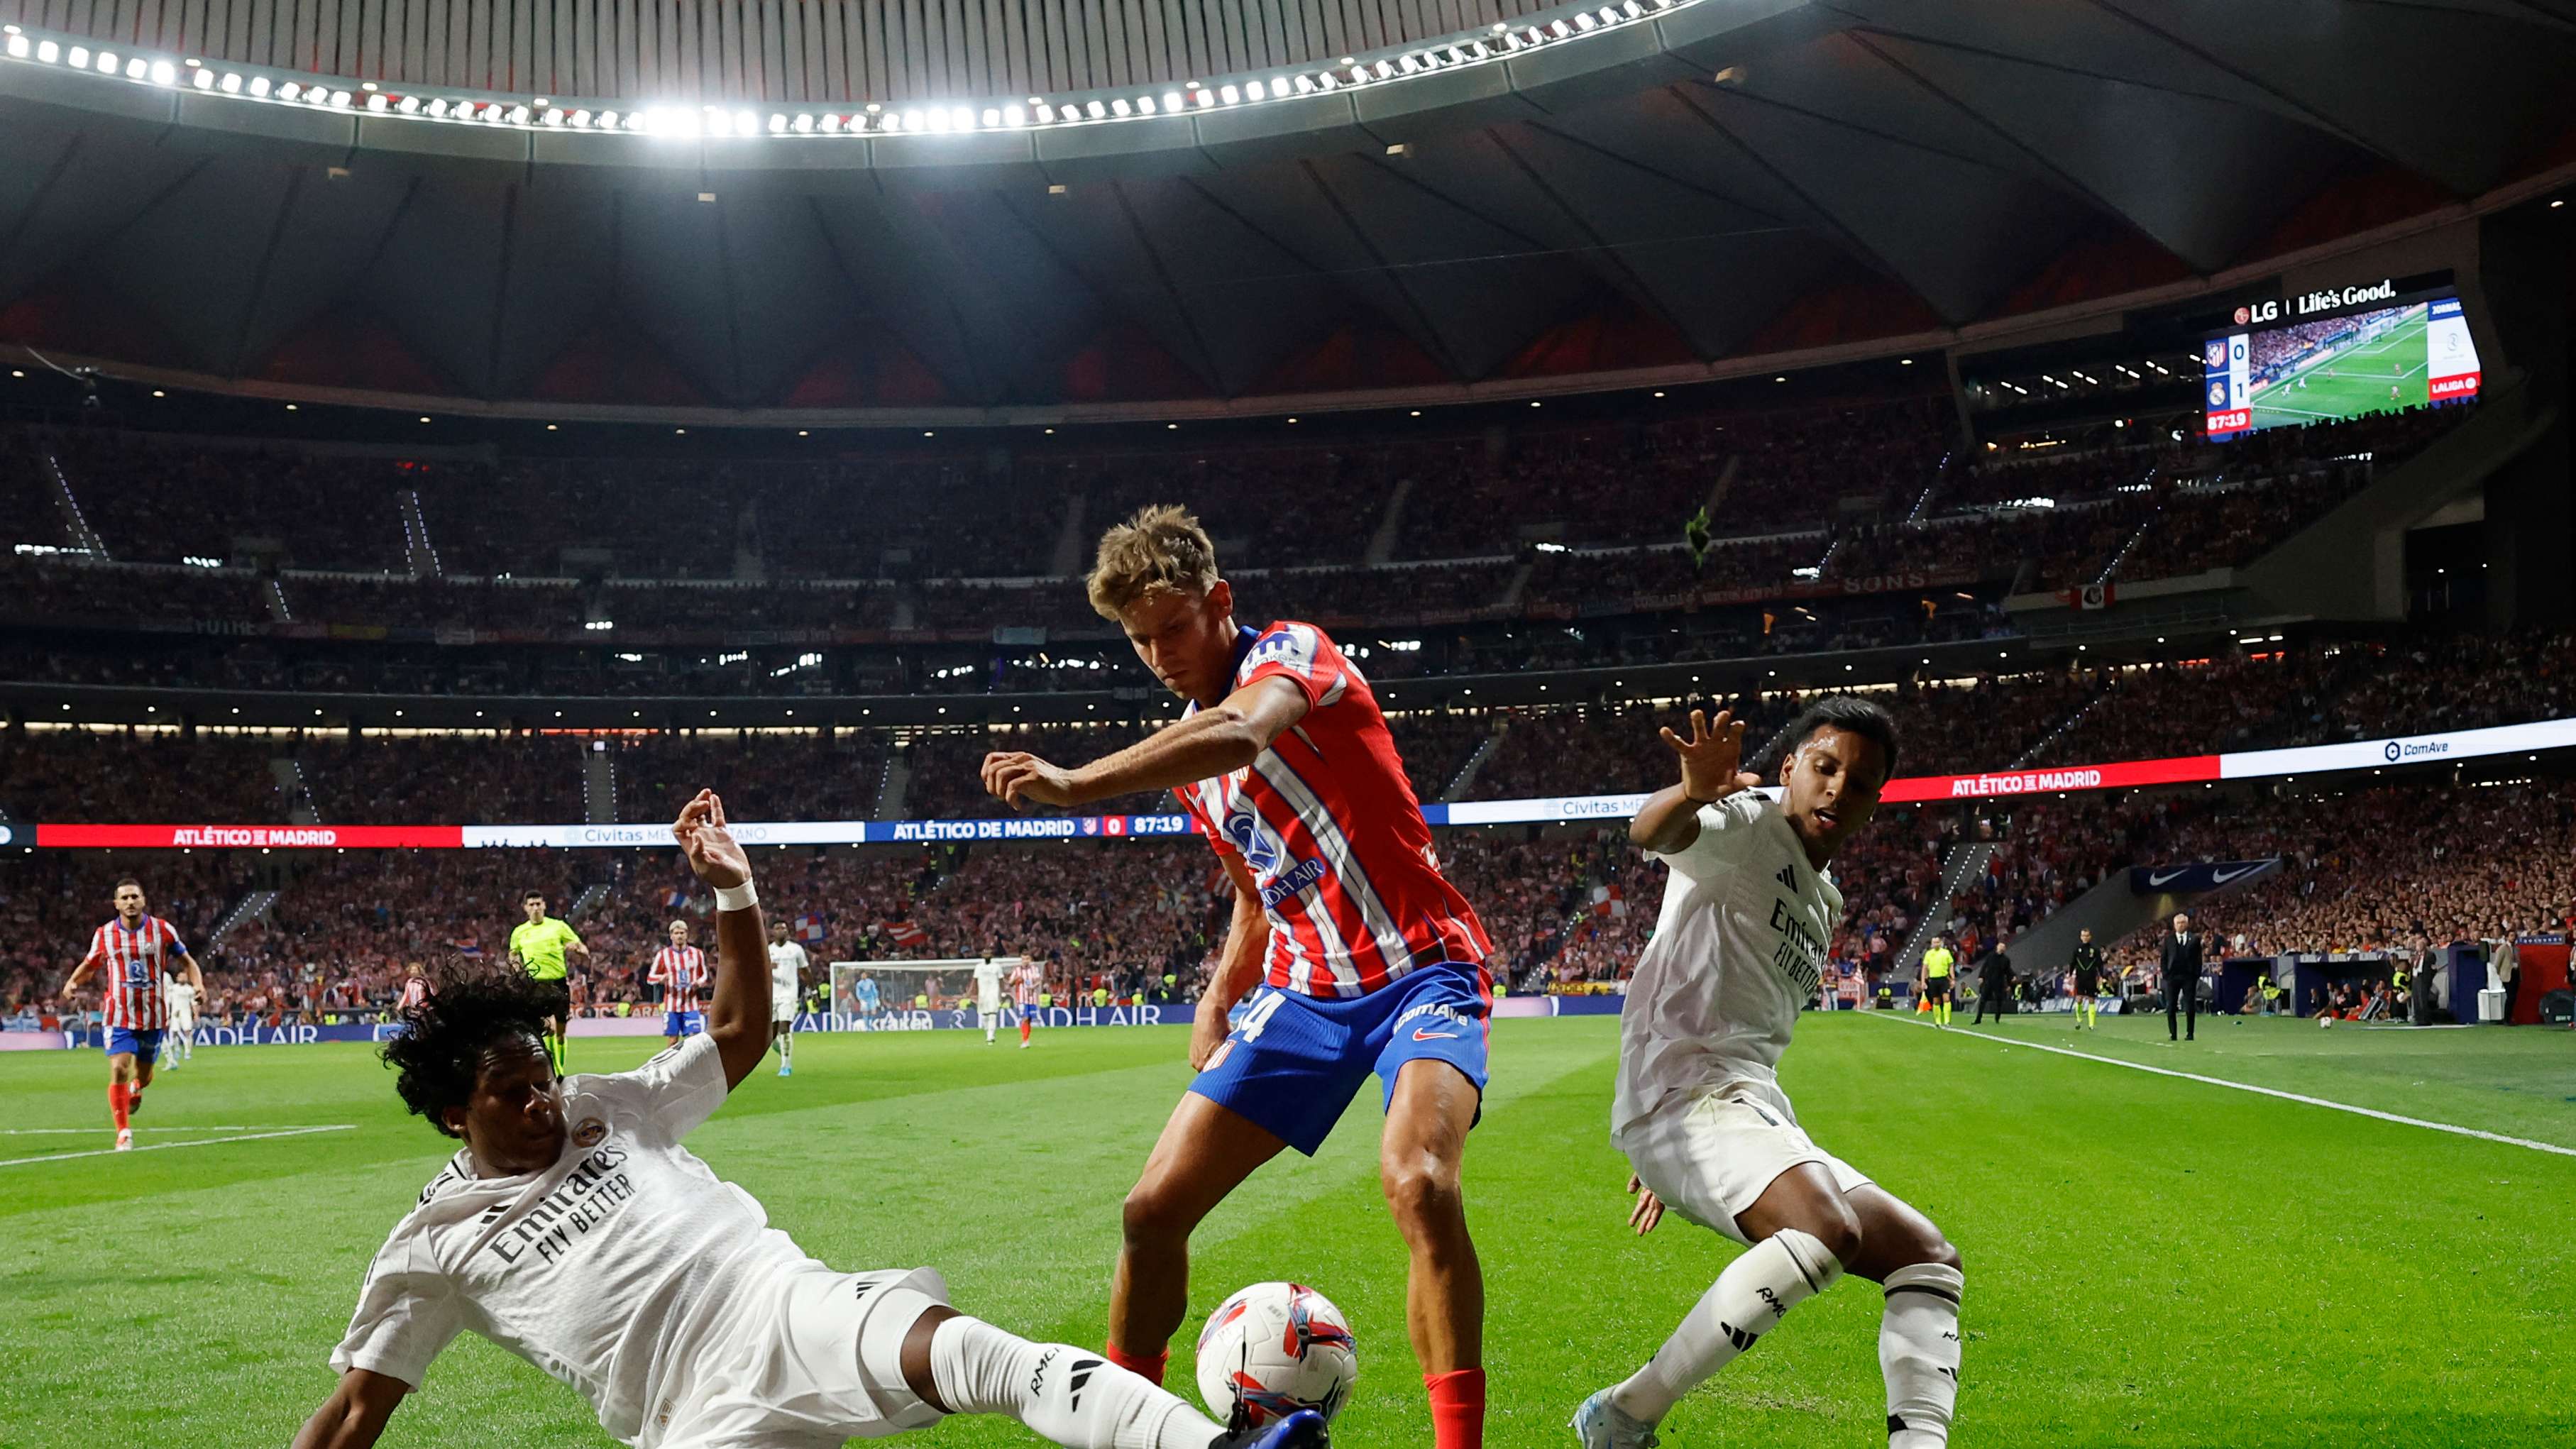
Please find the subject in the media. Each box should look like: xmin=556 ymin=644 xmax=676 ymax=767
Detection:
xmin=781 ymin=1031 xmax=793 ymax=1067
xmin=1610 ymin=1227 xmax=1842 ymax=1424
xmin=1879 ymin=1262 xmax=1964 ymax=1447
xmin=929 ymin=1314 xmax=1221 ymax=1449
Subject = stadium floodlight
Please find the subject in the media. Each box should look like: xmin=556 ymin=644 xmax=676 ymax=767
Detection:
xmin=791 ymin=111 xmax=813 ymax=132
xmin=94 ymin=48 xmax=116 ymax=72
xmin=150 ymin=59 xmax=176 ymax=84
xmin=506 ymin=103 xmax=530 ymax=123
xmin=901 ymin=109 xmax=923 ymax=130
xmin=248 ymin=75 xmax=271 ymax=96
xmin=747 ymin=108 xmax=773 ymax=134
xmin=367 ymin=93 xmax=388 ymax=111
xmin=951 ymin=105 xmax=974 ymax=129
xmin=279 ymin=80 xmax=303 ymax=101
xmin=3 ymin=33 xmax=24 ymax=58
xmin=35 ymin=39 xmax=58 ymax=62
xmin=123 ymin=56 xmax=144 ymax=78
xmin=768 ymin=112 xmax=787 ymax=133
xmin=1162 ymin=91 xmax=1183 ymax=111
xmin=193 ymin=66 xmax=215 ymax=89
xmin=984 ymin=106 xmax=1003 ymax=126
xmin=1109 ymin=98 xmax=1130 ymax=116
xmin=1085 ymin=99 xmax=1106 ymax=119
xmin=598 ymin=109 xmax=622 ymax=128
xmin=570 ymin=108 xmax=591 ymax=126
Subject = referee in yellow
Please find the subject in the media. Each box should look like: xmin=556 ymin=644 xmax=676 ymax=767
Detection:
xmin=1919 ymin=932 xmax=1957 ymax=1028
xmin=509 ymin=890 xmax=590 ymax=1074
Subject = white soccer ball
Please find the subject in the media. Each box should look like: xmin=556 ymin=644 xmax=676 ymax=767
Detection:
xmin=1194 ymin=1282 xmax=1358 ymax=1428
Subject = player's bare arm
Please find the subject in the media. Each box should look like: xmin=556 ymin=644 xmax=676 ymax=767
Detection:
xmin=673 ymin=789 xmax=771 ymax=1089
xmin=1190 ymin=854 xmax=1272 ymax=1070
xmin=981 ymin=675 xmax=1309 ymax=810
xmin=290 ymin=1366 xmax=407 ymax=1449
xmin=1629 ymin=708 xmax=1763 ymax=855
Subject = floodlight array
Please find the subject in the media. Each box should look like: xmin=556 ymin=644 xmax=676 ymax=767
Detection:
xmin=1 ymin=0 xmax=1684 ymax=141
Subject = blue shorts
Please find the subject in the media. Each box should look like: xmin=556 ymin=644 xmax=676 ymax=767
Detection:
xmin=1190 ymin=961 xmax=1492 ymax=1157
xmin=107 ymin=1027 xmax=165 ymax=1065
xmin=664 ymin=1011 xmax=705 ymax=1037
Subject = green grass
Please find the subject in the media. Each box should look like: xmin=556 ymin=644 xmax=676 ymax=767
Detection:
xmin=4 ymin=1013 xmax=2572 ymax=1446
xmin=2250 ymin=308 xmax=2431 ymax=426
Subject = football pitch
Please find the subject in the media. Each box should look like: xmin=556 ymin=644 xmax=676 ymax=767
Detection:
xmin=2250 ymin=309 xmax=2431 ymax=429
xmin=4 ymin=1013 xmax=2572 ymax=1447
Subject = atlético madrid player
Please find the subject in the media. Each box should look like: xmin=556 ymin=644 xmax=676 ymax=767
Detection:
xmin=981 ymin=505 xmax=1495 ymax=1449
xmin=60 ymin=876 xmax=204 ymax=1151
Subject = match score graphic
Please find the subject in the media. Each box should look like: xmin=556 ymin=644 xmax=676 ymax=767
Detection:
xmin=2203 ymin=286 xmax=2482 ymax=441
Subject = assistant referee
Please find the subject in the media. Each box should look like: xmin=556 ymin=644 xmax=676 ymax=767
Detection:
xmin=510 ymin=890 xmax=590 ymax=1074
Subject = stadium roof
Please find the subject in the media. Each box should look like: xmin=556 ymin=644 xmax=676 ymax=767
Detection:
xmin=1 ymin=0 xmax=2572 ymax=422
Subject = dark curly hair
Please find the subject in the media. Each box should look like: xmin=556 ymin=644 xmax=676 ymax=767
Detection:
xmin=381 ymin=962 xmax=557 ymax=1138
xmin=1780 ymin=695 xmax=1900 ymax=786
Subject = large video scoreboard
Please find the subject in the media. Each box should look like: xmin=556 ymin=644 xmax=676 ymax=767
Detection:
xmin=2202 ymin=280 xmax=2480 ymax=441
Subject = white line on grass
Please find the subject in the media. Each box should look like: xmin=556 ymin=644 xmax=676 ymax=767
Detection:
xmin=0 ymin=1124 xmax=356 ymax=1168
xmin=1 ymin=1125 xmax=286 ymax=1135
xmin=1866 ymin=1014 xmax=2576 ymax=1159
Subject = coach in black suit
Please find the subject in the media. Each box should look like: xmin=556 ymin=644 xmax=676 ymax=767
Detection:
xmin=2161 ymin=911 xmax=2206 ymax=1043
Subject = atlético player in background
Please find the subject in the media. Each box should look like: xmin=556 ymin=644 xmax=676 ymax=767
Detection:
xmin=649 ymin=920 xmax=709 ymax=1048
xmin=982 ymin=505 xmax=1495 ymax=1449
xmin=1009 ymin=957 xmax=1046 ymax=1048
xmin=60 ymin=877 xmax=204 ymax=1151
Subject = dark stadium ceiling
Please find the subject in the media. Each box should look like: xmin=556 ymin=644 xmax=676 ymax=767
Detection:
xmin=1 ymin=0 xmax=2572 ymax=423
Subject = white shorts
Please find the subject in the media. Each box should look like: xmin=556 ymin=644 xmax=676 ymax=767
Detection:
xmin=772 ymin=998 xmax=798 ymax=1025
xmin=661 ymin=1265 xmax=950 ymax=1448
xmin=979 ymin=1006 xmax=1001 ymax=1025
xmin=169 ymin=1015 xmax=196 ymax=1032
xmin=1616 ymin=1079 xmax=1872 ymax=1248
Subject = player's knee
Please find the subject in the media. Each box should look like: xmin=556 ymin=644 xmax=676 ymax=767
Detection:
xmin=1118 ymin=1181 xmax=1196 ymax=1248
xmin=1797 ymin=1199 xmax=1866 ymax=1267
xmin=1922 ymin=1234 xmax=1962 ymax=1274
xmin=1377 ymin=1152 xmax=1463 ymax=1236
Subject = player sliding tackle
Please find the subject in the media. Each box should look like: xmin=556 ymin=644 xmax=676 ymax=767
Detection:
xmin=982 ymin=506 xmax=1495 ymax=1449
xmin=292 ymin=788 xmax=1326 ymax=1449
xmin=1574 ymin=700 xmax=1966 ymax=1449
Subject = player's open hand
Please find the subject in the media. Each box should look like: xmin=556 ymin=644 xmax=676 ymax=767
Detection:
xmin=673 ymin=789 xmax=752 ymax=890
xmin=1626 ymin=1173 xmax=1666 ymax=1235
xmin=1660 ymin=707 xmax=1761 ymax=804
xmin=981 ymin=751 xmax=1081 ymax=810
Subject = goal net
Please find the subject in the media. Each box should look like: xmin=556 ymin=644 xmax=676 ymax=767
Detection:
xmin=828 ymin=957 xmax=1026 ymax=1030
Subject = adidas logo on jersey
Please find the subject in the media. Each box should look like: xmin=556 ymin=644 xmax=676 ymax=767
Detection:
xmin=1776 ymin=864 xmax=1799 ymax=891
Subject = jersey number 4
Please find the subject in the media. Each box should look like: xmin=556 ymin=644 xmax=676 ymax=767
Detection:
xmin=1236 ymin=991 xmax=1287 ymax=1042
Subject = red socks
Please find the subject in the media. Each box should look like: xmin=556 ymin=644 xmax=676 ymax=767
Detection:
xmin=1103 ymin=1340 xmax=1167 ymax=1387
xmin=1426 ymin=1367 xmax=1485 ymax=1449
xmin=109 ymin=1082 xmax=130 ymax=1130
xmin=1020 ymin=1019 xmax=1031 ymax=1045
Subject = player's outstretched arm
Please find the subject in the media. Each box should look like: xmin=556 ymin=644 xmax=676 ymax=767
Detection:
xmin=1630 ymin=707 xmax=1761 ymax=855
xmin=674 ymin=789 xmax=772 ymax=1089
xmin=982 ymin=674 xmax=1309 ymax=808
xmin=1189 ymin=854 xmax=1272 ymax=1069
xmin=290 ymin=1368 xmax=408 ymax=1449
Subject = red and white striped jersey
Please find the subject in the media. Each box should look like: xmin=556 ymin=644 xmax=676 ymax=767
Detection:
xmin=649 ymin=946 xmax=708 ymax=1013
xmin=399 ymin=978 xmax=430 ymax=1012
xmin=82 ymin=915 xmax=189 ymax=1030
xmin=1174 ymin=621 xmax=1491 ymax=999
xmin=1008 ymin=962 xmax=1045 ymax=1008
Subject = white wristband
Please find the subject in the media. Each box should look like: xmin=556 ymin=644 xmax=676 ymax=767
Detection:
xmin=714 ymin=881 xmax=759 ymax=912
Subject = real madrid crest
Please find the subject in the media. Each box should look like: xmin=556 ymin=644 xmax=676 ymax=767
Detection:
xmin=573 ymin=1117 xmax=608 ymax=1148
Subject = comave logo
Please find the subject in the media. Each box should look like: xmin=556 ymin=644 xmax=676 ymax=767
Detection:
xmin=2383 ymin=741 xmax=2403 ymax=762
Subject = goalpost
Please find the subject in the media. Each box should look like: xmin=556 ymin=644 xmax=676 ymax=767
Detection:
xmin=827 ymin=957 xmax=1026 ymax=1029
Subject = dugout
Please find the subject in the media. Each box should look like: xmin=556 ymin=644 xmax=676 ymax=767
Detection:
xmin=2281 ymin=953 xmax=2399 ymax=1018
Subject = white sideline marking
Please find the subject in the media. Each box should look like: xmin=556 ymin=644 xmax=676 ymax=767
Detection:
xmin=1 ymin=1125 xmax=280 ymax=1135
xmin=0 ymin=1124 xmax=356 ymax=1167
xmin=1867 ymin=1015 xmax=2576 ymax=1159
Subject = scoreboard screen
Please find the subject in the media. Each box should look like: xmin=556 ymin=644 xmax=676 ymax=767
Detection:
xmin=2202 ymin=287 xmax=2480 ymax=441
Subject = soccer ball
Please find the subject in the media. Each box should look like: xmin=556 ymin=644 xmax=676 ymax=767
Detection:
xmin=1194 ymin=1282 xmax=1358 ymax=1428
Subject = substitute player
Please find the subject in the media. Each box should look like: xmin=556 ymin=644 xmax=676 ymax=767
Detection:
xmin=650 ymin=920 xmax=708 ymax=1048
xmin=981 ymin=505 xmax=1495 ymax=1449
xmin=60 ymin=877 xmax=202 ymax=1151
xmin=509 ymin=892 xmax=590 ymax=1075
xmin=290 ymin=790 xmax=1324 ymax=1449
xmin=1573 ymin=701 xmax=1964 ymax=1449
xmin=1010 ymin=957 xmax=1046 ymax=1047
xmin=2069 ymin=928 xmax=2108 ymax=1031
xmin=767 ymin=920 xmax=808 ymax=1077
xmin=1917 ymin=933 xmax=1956 ymax=1028
xmin=163 ymin=963 xmax=199 ymax=1068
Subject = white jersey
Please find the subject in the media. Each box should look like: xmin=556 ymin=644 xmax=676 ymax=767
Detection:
xmin=972 ymin=960 xmax=1006 ymax=1014
xmin=331 ymin=1036 xmax=820 ymax=1447
xmin=767 ymin=942 xmax=809 ymax=1016
xmin=163 ymin=976 xmax=198 ymax=1023
xmin=1614 ymin=791 xmax=1843 ymax=1138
